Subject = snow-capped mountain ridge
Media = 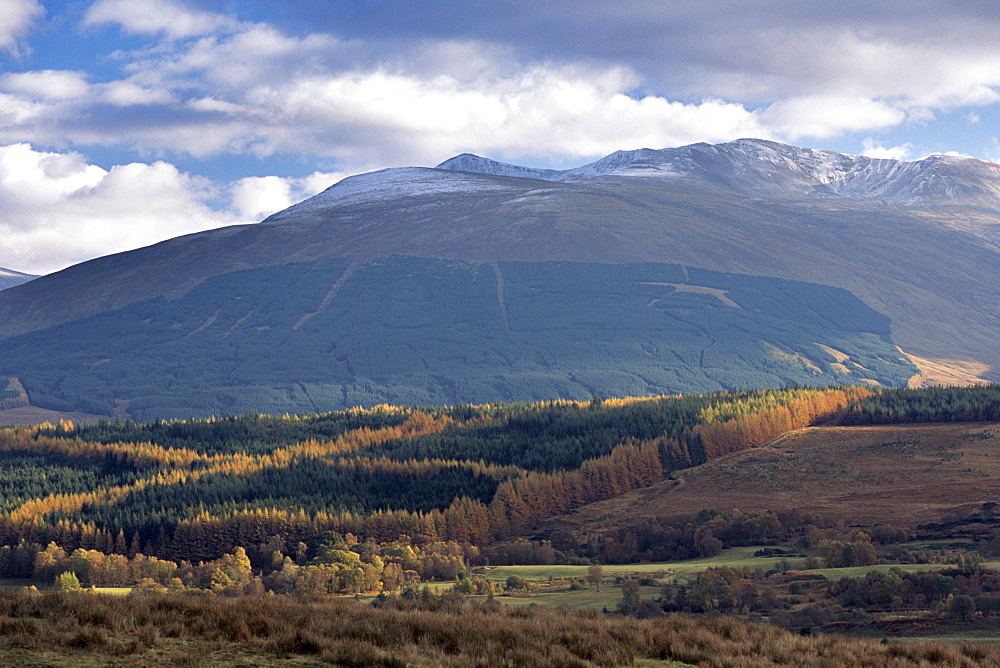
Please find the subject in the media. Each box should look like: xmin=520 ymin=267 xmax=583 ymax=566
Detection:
xmin=264 ymin=139 xmax=1000 ymax=226
xmin=435 ymin=139 xmax=1000 ymax=206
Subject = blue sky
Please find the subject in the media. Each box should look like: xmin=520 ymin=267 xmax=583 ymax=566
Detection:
xmin=1 ymin=0 xmax=998 ymax=274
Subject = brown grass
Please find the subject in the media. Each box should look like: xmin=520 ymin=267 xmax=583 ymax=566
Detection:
xmin=0 ymin=589 xmax=998 ymax=667
xmin=902 ymin=350 xmax=991 ymax=387
xmin=547 ymin=422 xmax=1000 ymax=531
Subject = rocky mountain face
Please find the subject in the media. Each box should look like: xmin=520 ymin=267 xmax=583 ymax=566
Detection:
xmin=0 ymin=140 xmax=996 ymax=419
xmin=437 ymin=138 xmax=1000 ymax=206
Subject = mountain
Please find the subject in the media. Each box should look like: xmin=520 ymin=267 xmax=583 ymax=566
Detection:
xmin=0 ymin=268 xmax=36 ymax=291
xmin=0 ymin=139 xmax=997 ymax=419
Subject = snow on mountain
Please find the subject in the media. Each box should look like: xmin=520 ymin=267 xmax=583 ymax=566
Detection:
xmin=437 ymin=139 xmax=1000 ymax=207
xmin=435 ymin=154 xmax=566 ymax=181
xmin=706 ymin=139 xmax=1000 ymax=205
xmin=263 ymin=167 xmax=526 ymax=223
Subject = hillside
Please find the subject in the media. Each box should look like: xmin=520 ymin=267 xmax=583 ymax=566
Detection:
xmin=0 ymin=140 xmax=996 ymax=418
xmin=545 ymin=421 xmax=1000 ymax=534
xmin=0 ymin=257 xmax=914 ymax=420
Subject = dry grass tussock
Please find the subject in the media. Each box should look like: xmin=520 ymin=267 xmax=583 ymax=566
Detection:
xmin=1 ymin=589 xmax=998 ymax=666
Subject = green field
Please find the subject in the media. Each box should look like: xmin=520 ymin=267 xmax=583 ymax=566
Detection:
xmin=482 ymin=546 xmax=802 ymax=584
xmin=493 ymin=586 xmax=663 ymax=610
xmin=468 ymin=547 xmax=1000 ymax=612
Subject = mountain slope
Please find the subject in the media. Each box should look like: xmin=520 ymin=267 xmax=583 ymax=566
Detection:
xmin=0 ymin=257 xmax=914 ymax=419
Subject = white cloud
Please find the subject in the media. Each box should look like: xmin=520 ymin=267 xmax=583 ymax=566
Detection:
xmin=230 ymin=172 xmax=345 ymax=220
xmin=0 ymin=143 xmax=347 ymax=274
xmin=0 ymin=92 xmax=46 ymax=126
xmin=0 ymin=144 xmax=244 ymax=274
xmin=230 ymin=176 xmax=291 ymax=220
xmin=968 ymin=112 xmax=981 ymax=124
xmin=3 ymin=6 xmax=997 ymax=179
xmin=265 ymin=65 xmax=768 ymax=164
xmin=82 ymin=0 xmax=235 ymax=39
xmin=861 ymin=139 xmax=912 ymax=161
xmin=814 ymin=30 xmax=1000 ymax=107
xmin=939 ymin=150 xmax=975 ymax=159
xmin=756 ymin=95 xmax=906 ymax=140
xmin=0 ymin=0 xmax=42 ymax=54
xmin=39 ymin=12 xmax=1000 ymax=167
xmin=98 ymin=81 xmax=174 ymax=106
xmin=1 ymin=70 xmax=90 ymax=100
xmin=55 ymin=28 xmax=770 ymax=164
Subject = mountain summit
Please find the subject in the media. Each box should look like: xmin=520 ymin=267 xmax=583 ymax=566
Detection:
xmin=0 ymin=140 xmax=996 ymax=419
xmin=432 ymin=139 xmax=1000 ymax=206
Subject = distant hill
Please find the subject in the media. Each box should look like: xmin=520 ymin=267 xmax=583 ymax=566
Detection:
xmin=0 ymin=139 xmax=996 ymax=418
xmin=0 ymin=268 xmax=36 ymax=291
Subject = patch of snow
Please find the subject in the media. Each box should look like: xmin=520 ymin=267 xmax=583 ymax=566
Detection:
xmin=264 ymin=167 xmax=520 ymax=222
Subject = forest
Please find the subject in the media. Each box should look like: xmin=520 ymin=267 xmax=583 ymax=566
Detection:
xmin=2 ymin=384 xmax=1000 ymax=665
xmin=1 ymin=385 xmax=998 ymax=576
xmin=0 ymin=386 xmax=879 ymax=566
xmin=0 ymin=257 xmax=917 ymax=419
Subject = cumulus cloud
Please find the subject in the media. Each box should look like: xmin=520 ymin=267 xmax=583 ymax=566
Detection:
xmin=0 ymin=0 xmax=43 ymax=54
xmin=230 ymin=171 xmax=344 ymax=220
xmin=0 ymin=143 xmax=347 ymax=274
xmin=0 ymin=144 xmax=245 ymax=274
xmin=255 ymin=66 xmax=765 ymax=164
xmin=253 ymin=1 xmax=1000 ymax=111
xmin=1 ymin=70 xmax=90 ymax=100
xmin=757 ymin=95 xmax=906 ymax=140
xmin=0 ymin=92 xmax=46 ymax=126
xmin=861 ymin=139 xmax=912 ymax=161
xmin=98 ymin=81 xmax=174 ymax=106
xmin=82 ymin=0 xmax=236 ymax=39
